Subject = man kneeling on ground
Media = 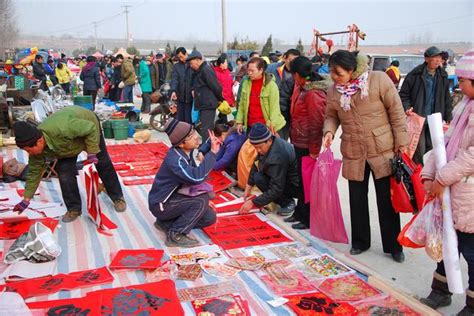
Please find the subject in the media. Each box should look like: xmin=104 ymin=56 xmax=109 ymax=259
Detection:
xmin=239 ymin=123 xmax=299 ymax=215
xmin=148 ymin=118 xmax=220 ymax=247
xmin=12 ymin=106 xmax=127 ymax=222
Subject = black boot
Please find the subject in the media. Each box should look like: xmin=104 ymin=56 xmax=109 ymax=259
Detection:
xmin=457 ymin=290 xmax=474 ymax=316
xmin=420 ymin=274 xmax=452 ymax=310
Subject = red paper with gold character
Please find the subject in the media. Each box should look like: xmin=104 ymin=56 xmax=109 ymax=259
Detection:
xmin=285 ymin=291 xmax=358 ymax=315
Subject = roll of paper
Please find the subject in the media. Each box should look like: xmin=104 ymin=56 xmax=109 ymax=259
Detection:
xmin=427 ymin=113 xmax=464 ymax=294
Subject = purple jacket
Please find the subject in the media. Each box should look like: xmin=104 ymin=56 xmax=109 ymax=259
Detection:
xmin=199 ymin=131 xmax=247 ymax=171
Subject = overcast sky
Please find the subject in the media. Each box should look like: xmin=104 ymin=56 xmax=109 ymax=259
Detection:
xmin=16 ymin=0 xmax=474 ymax=45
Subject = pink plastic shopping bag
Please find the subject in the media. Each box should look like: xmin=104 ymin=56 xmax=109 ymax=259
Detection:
xmin=302 ymin=156 xmax=316 ymax=204
xmin=309 ymin=149 xmax=348 ymax=243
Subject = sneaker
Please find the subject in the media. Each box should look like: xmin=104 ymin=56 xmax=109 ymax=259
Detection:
xmin=62 ymin=210 xmax=81 ymax=223
xmin=165 ymin=232 xmax=200 ymax=248
xmin=391 ymin=252 xmax=405 ymax=263
xmin=277 ymin=200 xmax=296 ymax=216
xmin=284 ymin=215 xmax=299 ymax=223
xmin=113 ymin=198 xmax=127 ymax=212
xmin=291 ymin=222 xmax=309 ymax=230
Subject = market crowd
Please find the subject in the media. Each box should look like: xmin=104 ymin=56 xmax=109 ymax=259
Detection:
xmin=4 ymin=44 xmax=473 ymax=315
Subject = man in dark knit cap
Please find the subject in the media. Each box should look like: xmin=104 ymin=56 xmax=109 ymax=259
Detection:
xmin=148 ymin=118 xmax=221 ymax=247
xmin=239 ymin=123 xmax=299 ymax=215
xmin=12 ymin=106 xmax=126 ymax=222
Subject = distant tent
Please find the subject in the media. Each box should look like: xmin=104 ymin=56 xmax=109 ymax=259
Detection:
xmin=113 ymin=48 xmax=130 ymax=58
xmin=92 ymin=51 xmax=104 ymax=58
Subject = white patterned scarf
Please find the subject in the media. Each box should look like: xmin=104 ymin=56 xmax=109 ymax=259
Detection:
xmin=335 ymin=71 xmax=369 ymax=111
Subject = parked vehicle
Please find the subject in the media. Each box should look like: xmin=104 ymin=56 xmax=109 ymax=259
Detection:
xmin=368 ymin=54 xmax=425 ymax=88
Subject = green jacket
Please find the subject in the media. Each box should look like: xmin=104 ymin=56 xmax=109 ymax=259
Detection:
xmin=24 ymin=106 xmax=101 ymax=199
xmin=235 ymin=73 xmax=286 ymax=131
xmin=138 ymin=60 xmax=152 ymax=93
xmin=121 ymin=59 xmax=136 ymax=86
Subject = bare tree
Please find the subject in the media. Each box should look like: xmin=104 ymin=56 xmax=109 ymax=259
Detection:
xmin=0 ymin=0 xmax=19 ymax=59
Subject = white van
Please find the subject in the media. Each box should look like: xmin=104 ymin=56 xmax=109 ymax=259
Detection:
xmin=368 ymin=54 xmax=425 ymax=88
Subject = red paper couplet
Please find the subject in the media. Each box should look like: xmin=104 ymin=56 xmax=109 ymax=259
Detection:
xmin=109 ymin=249 xmax=164 ymax=270
xmin=0 ymin=218 xmax=59 ymax=240
xmin=207 ymin=171 xmax=236 ymax=192
xmin=123 ymin=178 xmax=155 ymax=186
xmin=204 ymin=214 xmax=291 ymax=250
xmin=27 ymin=297 xmax=101 ymax=315
xmin=1 ymin=267 xmax=114 ymax=298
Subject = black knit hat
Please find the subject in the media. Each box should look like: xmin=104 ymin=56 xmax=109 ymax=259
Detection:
xmin=248 ymin=123 xmax=272 ymax=144
xmin=163 ymin=118 xmax=193 ymax=146
xmin=13 ymin=121 xmax=42 ymax=148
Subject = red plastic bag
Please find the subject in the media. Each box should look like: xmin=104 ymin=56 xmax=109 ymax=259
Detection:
xmin=302 ymin=156 xmax=316 ymax=204
xmin=390 ymin=152 xmax=425 ymax=213
xmin=310 ymin=149 xmax=348 ymax=243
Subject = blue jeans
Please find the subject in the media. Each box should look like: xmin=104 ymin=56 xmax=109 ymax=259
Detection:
xmin=122 ymin=84 xmax=134 ymax=102
xmin=436 ymin=231 xmax=474 ymax=291
xmin=150 ymin=193 xmax=216 ymax=237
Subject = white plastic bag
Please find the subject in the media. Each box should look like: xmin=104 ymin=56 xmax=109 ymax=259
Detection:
xmin=133 ymin=83 xmax=142 ymax=97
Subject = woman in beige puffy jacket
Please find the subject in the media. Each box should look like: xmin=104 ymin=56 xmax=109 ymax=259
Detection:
xmin=419 ymin=50 xmax=474 ymax=315
xmin=323 ymin=50 xmax=408 ymax=263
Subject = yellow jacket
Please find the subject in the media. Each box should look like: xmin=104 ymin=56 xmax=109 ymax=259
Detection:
xmin=55 ymin=65 xmax=72 ymax=84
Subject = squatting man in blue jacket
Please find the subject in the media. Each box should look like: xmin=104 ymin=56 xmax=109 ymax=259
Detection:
xmin=148 ymin=118 xmax=221 ymax=247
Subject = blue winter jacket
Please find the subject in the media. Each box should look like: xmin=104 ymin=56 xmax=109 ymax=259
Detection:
xmin=198 ymin=131 xmax=247 ymax=171
xmin=148 ymin=147 xmax=216 ymax=209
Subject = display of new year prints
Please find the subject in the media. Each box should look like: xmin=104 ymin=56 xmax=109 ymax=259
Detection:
xmin=225 ymin=256 xmax=265 ymax=271
xmin=261 ymin=270 xmax=316 ymax=296
xmin=192 ymin=294 xmax=251 ymax=316
xmin=201 ymin=262 xmax=241 ymax=278
xmin=317 ymin=274 xmax=382 ymax=302
xmin=170 ymin=244 xmax=227 ymax=265
xmin=353 ymin=295 xmax=421 ymax=315
xmin=296 ymin=254 xmax=354 ymax=280
xmin=268 ymin=243 xmax=318 ymax=261
xmin=177 ymin=264 xmax=202 ymax=281
xmin=178 ymin=281 xmax=243 ymax=301
xmin=285 ymin=291 xmax=358 ymax=316
xmin=109 ymin=249 xmax=164 ymax=270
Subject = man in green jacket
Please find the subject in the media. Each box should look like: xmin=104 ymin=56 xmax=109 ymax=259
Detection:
xmin=12 ymin=106 xmax=127 ymax=222
xmin=121 ymin=57 xmax=137 ymax=102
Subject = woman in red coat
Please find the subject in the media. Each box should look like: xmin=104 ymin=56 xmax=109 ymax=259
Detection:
xmin=285 ymin=56 xmax=330 ymax=230
xmin=213 ymin=54 xmax=235 ymax=107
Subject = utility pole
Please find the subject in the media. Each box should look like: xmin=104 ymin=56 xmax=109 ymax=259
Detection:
xmin=93 ymin=22 xmax=98 ymax=50
xmin=221 ymin=0 xmax=227 ymax=53
xmin=122 ymin=5 xmax=131 ymax=48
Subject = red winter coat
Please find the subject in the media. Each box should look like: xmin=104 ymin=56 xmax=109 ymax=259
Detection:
xmin=213 ymin=66 xmax=235 ymax=106
xmin=290 ymin=78 xmax=330 ymax=156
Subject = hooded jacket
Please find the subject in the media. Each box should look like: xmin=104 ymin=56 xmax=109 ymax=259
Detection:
xmin=290 ymin=76 xmax=331 ymax=155
xmin=80 ymin=62 xmax=101 ymax=91
xmin=399 ymin=63 xmax=452 ymax=122
xmin=213 ymin=66 xmax=235 ymax=106
xmin=324 ymin=54 xmax=409 ymax=181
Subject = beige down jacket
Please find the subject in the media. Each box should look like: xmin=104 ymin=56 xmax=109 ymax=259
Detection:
xmin=421 ymin=99 xmax=474 ymax=233
xmin=323 ymin=57 xmax=409 ymax=181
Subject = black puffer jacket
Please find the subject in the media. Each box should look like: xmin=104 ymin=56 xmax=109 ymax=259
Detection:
xmin=276 ymin=66 xmax=294 ymax=121
xmin=399 ymin=63 xmax=452 ymax=122
xmin=170 ymin=61 xmax=193 ymax=104
xmin=248 ymin=137 xmax=299 ymax=207
xmin=192 ymin=62 xmax=224 ymax=110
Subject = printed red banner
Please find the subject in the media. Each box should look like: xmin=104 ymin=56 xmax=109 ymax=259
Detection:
xmin=207 ymin=170 xmax=236 ymax=192
xmin=109 ymin=249 xmax=164 ymax=270
xmin=123 ymin=178 xmax=155 ymax=186
xmin=285 ymin=291 xmax=358 ymax=315
xmin=1 ymin=267 xmax=114 ymax=298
